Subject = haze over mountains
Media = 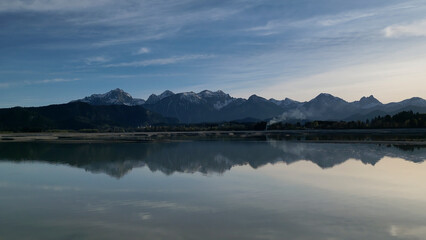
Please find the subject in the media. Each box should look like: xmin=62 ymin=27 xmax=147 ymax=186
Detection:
xmin=76 ymin=88 xmax=426 ymax=124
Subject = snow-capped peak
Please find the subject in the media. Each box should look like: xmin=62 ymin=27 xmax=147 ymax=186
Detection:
xmin=77 ymin=88 xmax=145 ymax=106
xmin=159 ymin=90 xmax=174 ymax=99
xmin=248 ymin=94 xmax=267 ymax=102
xmin=198 ymin=90 xmax=229 ymax=99
xmin=180 ymin=92 xmax=203 ymax=103
xmin=199 ymin=90 xmax=214 ymax=96
xmin=145 ymin=90 xmax=175 ymax=104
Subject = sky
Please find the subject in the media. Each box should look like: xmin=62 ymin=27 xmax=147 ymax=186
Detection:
xmin=1 ymin=0 xmax=426 ymax=107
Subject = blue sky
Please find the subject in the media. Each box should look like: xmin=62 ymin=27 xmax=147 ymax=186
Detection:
xmin=1 ymin=0 xmax=426 ymax=107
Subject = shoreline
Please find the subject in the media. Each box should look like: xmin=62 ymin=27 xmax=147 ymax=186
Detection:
xmin=1 ymin=129 xmax=425 ymax=144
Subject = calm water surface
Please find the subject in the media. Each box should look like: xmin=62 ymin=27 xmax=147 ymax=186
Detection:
xmin=0 ymin=140 xmax=425 ymax=240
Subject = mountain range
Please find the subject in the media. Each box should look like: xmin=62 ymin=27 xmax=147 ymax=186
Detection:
xmin=75 ymin=88 xmax=426 ymax=124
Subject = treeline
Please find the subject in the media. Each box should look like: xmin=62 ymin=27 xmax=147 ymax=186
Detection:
xmin=268 ymin=111 xmax=425 ymax=130
xmin=141 ymin=111 xmax=425 ymax=132
xmin=140 ymin=121 xmax=268 ymax=132
xmin=0 ymin=106 xmax=424 ymax=132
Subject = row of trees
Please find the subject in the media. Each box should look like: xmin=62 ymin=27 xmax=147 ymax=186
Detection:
xmin=141 ymin=111 xmax=425 ymax=132
xmin=268 ymin=111 xmax=425 ymax=130
xmin=1 ymin=110 xmax=424 ymax=132
xmin=139 ymin=121 xmax=267 ymax=132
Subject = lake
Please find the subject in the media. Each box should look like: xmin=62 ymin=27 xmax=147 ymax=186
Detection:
xmin=0 ymin=140 xmax=425 ymax=240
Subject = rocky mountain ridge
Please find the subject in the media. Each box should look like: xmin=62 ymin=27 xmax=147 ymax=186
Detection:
xmin=74 ymin=89 xmax=426 ymax=123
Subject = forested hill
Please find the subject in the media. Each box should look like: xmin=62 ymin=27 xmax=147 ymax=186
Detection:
xmin=0 ymin=102 xmax=424 ymax=132
xmin=0 ymin=102 xmax=176 ymax=132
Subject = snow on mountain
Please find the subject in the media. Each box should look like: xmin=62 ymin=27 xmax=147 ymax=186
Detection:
xmin=76 ymin=88 xmax=145 ymax=106
xmin=270 ymin=97 xmax=303 ymax=109
xmin=74 ymin=89 xmax=426 ymax=124
xmin=179 ymin=92 xmax=203 ymax=103
xmin=159 ymin=90 xmax=174 ymax=99
xmin=213 ymin=99 xmax=234 ymax=110
xmin=198 ymin=90 xmax=235 ymax=110
xmin=248 ymin=94 xmax=268 ymax=102
xmin=198 ymin=90 xmax=227 ymax=98
xmin=198 ymin=90 xmax=215 ymax=98
xmin=145 ymin=90 xmax=175 ymax=104
xmin=269 ymin=98 xmax=281 ymax=105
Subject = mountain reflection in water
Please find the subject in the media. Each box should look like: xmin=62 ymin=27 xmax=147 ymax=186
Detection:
xmin=1 ymin=140 xmax=426 ymax=240
xmin=0 ymin=141 xmax=424 ymax=178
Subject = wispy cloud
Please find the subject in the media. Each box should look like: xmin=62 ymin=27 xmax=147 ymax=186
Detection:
xmin=248 ymin=10 xmax=376 ymax=33
xmin=0 ymin=0 xmax=112 ymax=12
xmin=2 ymin=0 xmax=426 ymax=106
xmin=389 ymin=225 xmax=426 ymax=239
xmin=134 ymin=47 xmax=150 ymax=55
xmin=92 ymin=32 xmax=176 ymax=47
xmin=384 ymin=19 xmax=426 ymax=38
xmin=316 ymin=12 xmax=376 ymax=26
xmin=27 ymin=78 xmax=79 ymax=84
xmin=0 ymin=83 xmax=11 ymax=88
xmin=85 ymin=56 xmax=110 ymax=65
xmin=67 ymin=1 xmax=245 ymax=47
xmin=246 ymin=2 xmax=417 ymax=36
xmin=1 ymin=0 xmax=246 ymax=49
xmin=105 ymin=55 xmax=214 ymax=67
xmin=0 ymin=78 xmax=79 ymax=88
xmin=73 ymin=3 xmax=243 ymax=27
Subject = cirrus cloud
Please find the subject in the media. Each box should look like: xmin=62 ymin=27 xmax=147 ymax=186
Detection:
xmin=0 ymin=0 xmax=112 ymax=12
xmin=0 ymin=78 xmax=79 ymax=88
xmin=134 ymin=47 xmax=150 ymax=55
xmin=85 ymin=56 xmax=110 ymax=65
xmin=105 ymin=54 xmax=214 ymax=67
xmin=384 ymin=19 xmax=426 ymax=38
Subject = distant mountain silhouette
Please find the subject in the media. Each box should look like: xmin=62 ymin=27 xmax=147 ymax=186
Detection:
xmin=0 ymin=141 xmax=424 ymax=178
xmin=1 ymin=89 xmax=424 ymax=129
xmin=352 ymin=95 xmax=382 ymax=109
xmin=73 ymin=89 xmax=426 ymax=123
